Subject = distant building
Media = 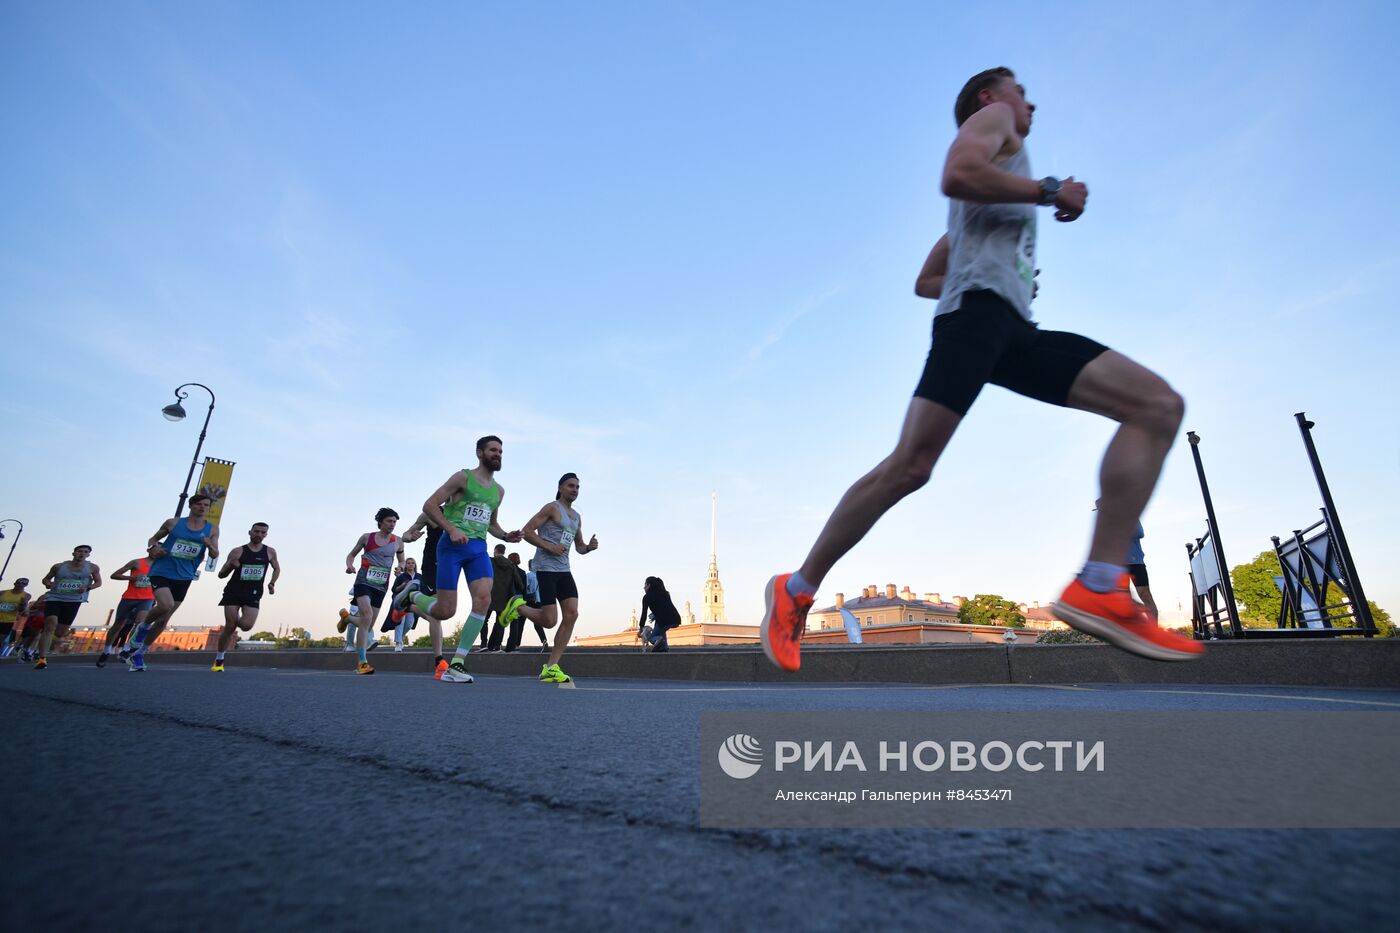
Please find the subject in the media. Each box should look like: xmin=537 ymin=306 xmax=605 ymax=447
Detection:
xmin=1018 ymin=601 xmax=1068 ymax=631
xmin=807 ymin=585 xmax=964 ymax=631
xmin=62 ymin=624 xmax=224 ymax=652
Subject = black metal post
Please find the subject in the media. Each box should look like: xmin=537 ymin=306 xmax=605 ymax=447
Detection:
xmin=167 ymin=383 xmax=216 ymax=519
xmin=1186 ymin=432 xmax=1243 ymax=637
xmin=1295 ymin=413 xmax=1375 ymax=634
xmin=0 ymin=519 xmax=22 ymax=584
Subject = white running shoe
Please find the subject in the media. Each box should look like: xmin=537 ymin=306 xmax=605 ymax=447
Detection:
xmin=441 ymin=664 xmax=474 ymax=684
xmin=393 ymin=645 xmax=404 ymax=653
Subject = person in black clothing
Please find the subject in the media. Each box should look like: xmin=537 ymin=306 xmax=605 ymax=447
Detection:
xmin=386 ymin=558 xmax=421 ymax=651
xmin=485 ymin=545 xmax=527 ymax=652
xmin=639 ymin=576 xmax=682 ymax=653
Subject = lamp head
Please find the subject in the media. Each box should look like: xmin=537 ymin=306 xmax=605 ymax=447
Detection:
xmin=162 ymin=402 xmax=187 ymax=422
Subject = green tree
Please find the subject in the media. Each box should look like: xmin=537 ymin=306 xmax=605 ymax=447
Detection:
xmin=958 ymin=594 xmax=1025 ymax=628
xmin=1229 ymin=551 xmax=1283 ymax=628
xmin=248 ymin=632 xmax=276 ymax=642
xmin=1368 ymin=602 xmax=1395 ymax=638
xmin=413 ymin=634 xmax=435 ymax=649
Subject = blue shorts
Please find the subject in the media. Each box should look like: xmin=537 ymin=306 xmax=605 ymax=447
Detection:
xmin=435 ymin=536 xmax=493 ymax=591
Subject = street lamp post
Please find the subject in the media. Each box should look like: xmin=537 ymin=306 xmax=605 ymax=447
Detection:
xmin=162 ymin=383 xmax=217 ymax=519
xmin=0 ymin=519 xmax=22 ymax=585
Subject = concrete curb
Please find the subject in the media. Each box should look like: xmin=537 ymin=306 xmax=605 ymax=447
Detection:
xmin=41 ymin=640 xmax=1400 ymax=688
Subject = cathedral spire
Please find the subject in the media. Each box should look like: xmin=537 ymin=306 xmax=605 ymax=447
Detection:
xmin=703 ymin=491 xmax=726 ymax=623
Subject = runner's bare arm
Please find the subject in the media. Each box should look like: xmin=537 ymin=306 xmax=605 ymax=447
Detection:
xmin=148 ymin=518 xmax=177 ymax=552
xmin=41 ymin=563 xmax=60 ymax=589
xmin=489 ymin=488 xmax=523 ymax=543
xmin=423 ymin=473 xmax=468 ymax=539
xmin=395 ymin=540 xmax=406 ymax=573
xmin=87 ymin=564 xmax=102 ymax=591
xmin=204 ymin=524 xmax=220 ymax=560
xmin=914 ymin=234 xmax=949 ymax=299
xmin=574 ymin=520 xmax=597 ymax=554
xmin=110 ymin=559 xmax=138 ymax=581
xmin=218 ymin=546 xmax=244 ymax=578
xmin=521 ymin=502 xmax=564 ymax=554
xmin=267 ymin=547 xmax=281 ymax=594
xmin=402 ymin=513 xmax=431 ymax=542
xmin=941 ymin=103 xmax=1040 ymax=203
xmin=346 ymin=533 xmax=368 ymax=573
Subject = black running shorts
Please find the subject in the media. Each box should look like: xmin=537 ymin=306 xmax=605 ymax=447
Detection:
xmin=536 ymin=571 xmax=579 ymax=605
xmin=45 ymin=602 xmax=81 ymax=627
xmin=352 ymin=583 xmax=387 ymax=609
xmin=915 ymin=289 xmax=1109 ymax=416
xmin=149 ymin=576 xmax=193 ymax=602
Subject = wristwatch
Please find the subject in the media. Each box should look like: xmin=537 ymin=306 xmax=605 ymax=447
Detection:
xmin=1037 ymin=176 xmax=1062 ymax=206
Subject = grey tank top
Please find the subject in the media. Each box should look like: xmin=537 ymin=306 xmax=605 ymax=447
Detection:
xmin=49 ymin=561 xmax=91 ymax=603
xmin=355 ymin=532 xmax=398 ymax=589
xmin=935 ymin=145 xmax=1037 ymax=320
xmin=533 ymin=502 xmax=579 ymax=573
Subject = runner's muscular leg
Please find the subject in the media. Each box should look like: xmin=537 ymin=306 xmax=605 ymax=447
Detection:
xmin=1064 ymin=350 xmax=1184 ymax=566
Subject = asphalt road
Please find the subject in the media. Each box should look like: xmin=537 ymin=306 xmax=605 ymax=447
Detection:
xmin=3 ymin=662 xmax=1397 ymax=932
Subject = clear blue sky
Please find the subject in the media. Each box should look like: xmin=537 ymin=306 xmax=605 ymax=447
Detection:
xmin=3 ymin=0 xmax=1396 ymax=639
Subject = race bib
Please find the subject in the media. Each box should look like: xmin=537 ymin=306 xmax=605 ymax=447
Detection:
xmin=134 ymin=575 xmax=151 ymax=589
xmin=55 ymin=579 xmax=83 ymax=594
xmin=364 ymin=566 xmax=391 ymax=587
xmin=1015 ymin=216 xmax=1036 ymax=286
xmin=463 ymin=503 xmax=492 ymax=525
xmin=0 ymin=600 xmax=18 ymax=613
xmin=240 ymin=564 xmax=266 ymax=582
xmin=560 ymin=532 xmax=575 ymax=551
xmin=170 ymin=539 xmax=202 ymax=560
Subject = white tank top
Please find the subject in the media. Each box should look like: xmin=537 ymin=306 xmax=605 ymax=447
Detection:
xmin=935 ymin=145 xmax=1037 ymax=320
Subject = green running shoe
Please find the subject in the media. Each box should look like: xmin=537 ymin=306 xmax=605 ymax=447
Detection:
xmin=539 ymin=663 xmax=570 ymax=684
xmin=500 ymin=596 xmax=526 ymax=627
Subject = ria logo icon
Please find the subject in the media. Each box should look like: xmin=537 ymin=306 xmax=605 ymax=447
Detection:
xmin=718 ymin=733 xmax=763 ymax=779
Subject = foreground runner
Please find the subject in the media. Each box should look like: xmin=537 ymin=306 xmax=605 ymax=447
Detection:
xmin=344 ymin=509 xmax=404 ymax=674
xmin=761 ymin=66 xmax=1200 ymax=671
xmin=34 ymin=546 xmax=102 ymax=669
xmin=0 ymin=579 xmax=31 ymax=658
xmin=407 ymin=436 xmax=523 ymax=684
xmin=122 ymin=494 xmax=220 ymax=670
xmin=519 ymin=473 xmax=599 ymax=683
xmin=97 ymin=545 xmax=159 ymax=667
xmin=212 ymin=522 xmax=281 ymax=671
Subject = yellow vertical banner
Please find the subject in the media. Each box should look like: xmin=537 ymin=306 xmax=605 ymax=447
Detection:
xmin=197 ymin=458 xmax=237 ymax=527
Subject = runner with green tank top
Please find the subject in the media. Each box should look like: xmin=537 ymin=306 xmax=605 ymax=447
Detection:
xmin=410 ymin=435 xmax=524 ymax=684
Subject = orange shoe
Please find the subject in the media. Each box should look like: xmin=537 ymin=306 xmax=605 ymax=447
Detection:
xmin=1053 ymin=575 xmax=1203 ymax=662
xmin=356 ymin=660 xmax=375 ymax=675
xmin=433 ymin=658 xmax=449 ymax=680
xmin=761 ymin=574 xmax=813 ymax=671
xmin=337 ymin=609 xmax=351 ymax=634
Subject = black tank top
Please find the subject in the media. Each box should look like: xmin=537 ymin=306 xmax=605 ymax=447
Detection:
xmin=223 ymin=545 xmax=271 ymax=598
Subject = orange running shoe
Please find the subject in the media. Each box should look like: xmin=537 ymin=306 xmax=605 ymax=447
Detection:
xmin=761 ymin=573 xmax=813 ymax=671
xmin=433 ymin=658 xmax=449 ymax=680
xmin=356 ymin=660 xmax=375 ymax=675
xmin=1053 ymin=574 xmax=1203 ymax=662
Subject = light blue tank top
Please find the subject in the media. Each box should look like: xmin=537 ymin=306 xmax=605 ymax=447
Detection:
xmin=150 ymin=517 xmax=211 ymax=581
xmin=936 ymin=145 xmax=1037 ymax=320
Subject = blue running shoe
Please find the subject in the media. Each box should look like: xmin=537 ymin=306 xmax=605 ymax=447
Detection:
xmin=127 ymin=654 xmax=146 ymax=672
